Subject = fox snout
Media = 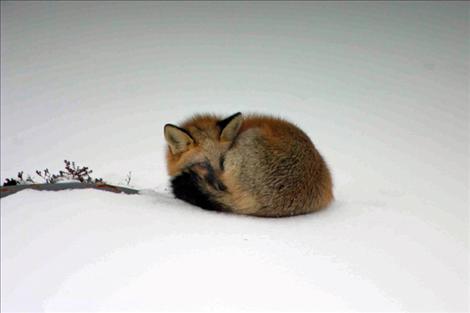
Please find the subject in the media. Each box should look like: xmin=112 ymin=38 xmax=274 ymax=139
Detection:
xmin=189 ymin=161 xmax=227 ymax=192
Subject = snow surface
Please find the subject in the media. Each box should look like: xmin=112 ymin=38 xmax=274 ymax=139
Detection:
xmin=1 ymin=2 xmax=468 ymax=312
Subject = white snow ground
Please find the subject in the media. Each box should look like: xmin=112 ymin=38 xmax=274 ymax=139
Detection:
xmin=1 ymin=2 xmax=468 ymax=312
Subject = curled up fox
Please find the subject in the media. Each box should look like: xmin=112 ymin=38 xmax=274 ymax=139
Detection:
xmin=164 ymin=112 xmax=333 ymax=217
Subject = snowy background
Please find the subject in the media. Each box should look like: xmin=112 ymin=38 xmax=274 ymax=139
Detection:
xmin=1 ymin=1 xmax=468 ymax=312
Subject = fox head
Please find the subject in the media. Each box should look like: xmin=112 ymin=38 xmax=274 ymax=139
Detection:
xmin=164 ymin=112 xmax=243 ymax=181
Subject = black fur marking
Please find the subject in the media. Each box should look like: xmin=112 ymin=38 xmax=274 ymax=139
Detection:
xmin=217 ymin=112 xmax=241 ymax=132
xmin=164 ymin=124 xmax=194 ymax=141
xmin=171 ymin=170 xmax=229 ymax=212
xmin=219 ymin=155 xmax=225 ymax=171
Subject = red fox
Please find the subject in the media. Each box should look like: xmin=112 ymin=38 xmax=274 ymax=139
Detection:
xmin=164 ymin=112 xmax=333 ymax=217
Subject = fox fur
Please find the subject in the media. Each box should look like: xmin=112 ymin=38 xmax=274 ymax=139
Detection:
xmin=164 ymin=112 xmax=333 ymax=217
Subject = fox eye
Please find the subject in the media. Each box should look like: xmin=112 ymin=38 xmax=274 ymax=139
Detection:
xmin=219 ymin=155 xmax=225 ymax=171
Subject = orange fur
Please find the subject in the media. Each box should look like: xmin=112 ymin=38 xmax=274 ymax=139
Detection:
xmin=165 ymin=113 xmax=333 ymax=217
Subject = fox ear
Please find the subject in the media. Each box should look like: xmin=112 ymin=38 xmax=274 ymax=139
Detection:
xmin=218 ymin=112 xmax=243 ymax=142
xmin=164 ymin=124 xmax=194 ymax=154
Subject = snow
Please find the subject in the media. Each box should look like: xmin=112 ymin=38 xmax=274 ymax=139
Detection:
xmin=1 ymin=2 xmax=468 ymax=312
